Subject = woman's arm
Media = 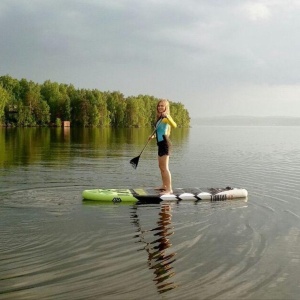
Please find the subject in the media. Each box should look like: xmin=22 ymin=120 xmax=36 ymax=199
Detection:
xmin=165 ymin=115 xmax=177 ymax=128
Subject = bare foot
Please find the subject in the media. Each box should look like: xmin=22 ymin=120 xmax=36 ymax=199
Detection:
xmin=160 ymin=190 xmax=173 ymax=195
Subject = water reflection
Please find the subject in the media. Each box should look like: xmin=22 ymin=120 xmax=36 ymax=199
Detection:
xmin=0 ymin=127 xmax=189 ymax=167
xmin=131 ymin=203 xmax=177 ymax=294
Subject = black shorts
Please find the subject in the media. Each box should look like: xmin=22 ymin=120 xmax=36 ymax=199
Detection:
xmin=157 ymin=135 xmax=171 ymax=157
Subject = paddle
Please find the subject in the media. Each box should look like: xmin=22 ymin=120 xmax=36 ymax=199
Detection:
xmin=130 ymin=117 xmax=163 ymax=169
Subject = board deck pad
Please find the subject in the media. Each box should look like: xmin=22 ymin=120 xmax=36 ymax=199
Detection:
xmin=82 ymin=187 xmax=248 ymax=203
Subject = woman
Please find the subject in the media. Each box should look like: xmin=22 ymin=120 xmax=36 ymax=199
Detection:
xmin=150 ymin=99 xmax=177 ymax=195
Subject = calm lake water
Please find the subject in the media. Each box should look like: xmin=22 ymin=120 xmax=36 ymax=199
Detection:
xmin=1 ymin=125 xmax=300 ymax=299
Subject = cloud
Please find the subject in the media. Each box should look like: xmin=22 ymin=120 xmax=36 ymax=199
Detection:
xmin=241 ymin=2 xmax=271 ymax=21
xmin=1 ymin=0 xmax=300 ymax=117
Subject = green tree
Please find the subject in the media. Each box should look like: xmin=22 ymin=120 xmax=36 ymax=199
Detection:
xmin=0 ymin=85 xmax=10 ymax=123
xmin=71 ymin=89 xmax=90 ymax=126
xmin=125 ymin=97 xmax=139 ymax=127
xmin=0 ymin=75 xmax=21 ymax=99
xmin=106 ymin=91 xmax=126 ymax=127
xmin=41 ymin=80 xmax=61 ymax=123
xmin=58 ymin=84 xmax=71 ymax=121
xmin=34 ymin=99 xmax=50 ymax=125
xmin=16 ymin=102 xmax=35 ymax=126
xmin=17 ymin=79 xmax=51 ymax=126
xmin=93 ymin=90 xmax=109 ymax=127
xmin=0 ymin=75 xmax=191 ymax=127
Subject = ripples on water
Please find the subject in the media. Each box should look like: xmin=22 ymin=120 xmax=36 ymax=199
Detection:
xmin=1 ymin=126 xmax=300 ymax=299
xmin=0 ymin=189 xmax=248 ymax=299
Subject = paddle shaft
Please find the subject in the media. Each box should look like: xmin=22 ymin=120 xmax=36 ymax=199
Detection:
xmin=130 ymin=117 xmax=164 ymax=169
xmin=138 ymin=117 xmax=163 ymax=156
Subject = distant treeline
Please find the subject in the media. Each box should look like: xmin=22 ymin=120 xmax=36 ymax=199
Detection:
xmin=0 ymin=75 xmax=190 ymax=127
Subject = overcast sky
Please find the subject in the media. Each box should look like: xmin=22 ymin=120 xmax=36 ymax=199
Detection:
xmin=1 ymin=0 xmax=300 ymax=118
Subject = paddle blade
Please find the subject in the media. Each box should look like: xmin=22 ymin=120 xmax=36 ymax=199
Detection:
xmin=130 ymin=155 xmax=140 ymax=169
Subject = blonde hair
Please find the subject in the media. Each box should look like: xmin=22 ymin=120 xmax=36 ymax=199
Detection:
xmin=156 ymin=99 xmax=170 ymax=119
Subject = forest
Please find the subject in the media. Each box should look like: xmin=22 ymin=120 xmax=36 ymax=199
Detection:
xmin=0 ymin=75 xmax=190 ymax=128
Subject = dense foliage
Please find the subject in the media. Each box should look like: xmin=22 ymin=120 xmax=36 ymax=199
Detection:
xmin=0 ymin=75 xmax=190 ymax=127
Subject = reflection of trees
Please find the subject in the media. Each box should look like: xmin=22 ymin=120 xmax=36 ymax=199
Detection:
xmin=131 ymin=203 xmax=177 ymax=294
xmin=0 ymin=128 xmax=189 ymax=167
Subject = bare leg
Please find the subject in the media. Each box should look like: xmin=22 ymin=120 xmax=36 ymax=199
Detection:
xmin=158 ymin=155 xmax=173 ymax=194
